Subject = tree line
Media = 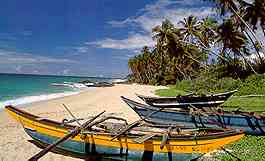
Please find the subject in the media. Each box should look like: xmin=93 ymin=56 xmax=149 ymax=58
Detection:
xmin=128 ymin=0 xmax=265 ymax=85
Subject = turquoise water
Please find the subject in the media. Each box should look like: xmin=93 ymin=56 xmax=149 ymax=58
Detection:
xmin=0 ymin=73 xmax=112 ymax=107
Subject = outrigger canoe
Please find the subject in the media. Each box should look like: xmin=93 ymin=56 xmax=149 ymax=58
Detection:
xmin=136 ymin=90 xmax=237 ymax=108
xmin=121 ymin=96 xmax=265 ymax=135
xmin=5 ymin=105 xmax=243 ymax=161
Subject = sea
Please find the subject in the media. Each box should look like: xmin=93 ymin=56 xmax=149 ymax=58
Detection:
xmin=0 ymin=73 xmax=114 ymax=109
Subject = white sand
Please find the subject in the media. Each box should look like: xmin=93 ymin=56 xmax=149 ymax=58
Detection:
xmin=0 ymin=84 xmax=164 ymax=161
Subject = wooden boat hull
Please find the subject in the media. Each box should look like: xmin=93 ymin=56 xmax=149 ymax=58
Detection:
xmin=5 ymin=105 xmax=244 ymax=161
xmin=25 ymin=128 xmax=202 ymax=161
xmin=136 ymin=90 xmax=237 ymax=108
xmin=122 ymin=96 xmax=265 ymax=135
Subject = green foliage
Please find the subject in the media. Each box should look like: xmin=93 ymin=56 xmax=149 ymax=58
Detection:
xmin=166 ymin=76 xmax=241 ymax=95
xmin=155 ymin=80 xmax=194 ymax=96
xmin=212 ymin=61 xmax=253 ymax=79
xmin=155 ymin=85 xmax=187 ymax=97
xmin=156 ymin=82 xmax=265 ymax=161
xmin=215 ymin=135 xmax=265 ymax=161
xmin=155 ymin=74 xmax=265 ymax=97
xmin=155 ymin=74 xmax=265 ymax=161
xmin=128 ymin=0 xmax=265 ymax=85
xmin=175 ymin=80 xmax=193 ymax=92
xmin=139 ymin=1 xmax=265 ymax=160
xmin=129 ymin=17 xmax=213 ymax=85
xmin=224 ymin=97 xmax=265 ymax=113
xmin=155 ymin=74 xmax=265 ymax=114
xmin=237 ymin=74 xmax=265 ymax=95
xmin=191 ymin=77 xmax=241 ymax=95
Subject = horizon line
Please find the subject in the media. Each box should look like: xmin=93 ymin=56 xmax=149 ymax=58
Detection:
xmin=0 ymin=72 xmax=125 ymax=79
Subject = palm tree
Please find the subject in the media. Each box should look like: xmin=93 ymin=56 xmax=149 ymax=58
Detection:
xmin=152 ymin=19 xmax=185 ymax=83
xmin=179 ymin=16 xmax=220 ymax=64
xmin=198 ymin=17 xmax=218 ymax=48
xmin=231 ymin=0 xmax=265 ymax=64
xmin=152 ymin=19 xmax=171 ymax=68
xmin=178 ymin=16 xmax=221 ymax=71
xmin=179 ymin=16 xmax=201 ymax=43
xmin=206 ymin=0 xmax=239 ymax=16
xmin=241 ymin=0 xmax=265 ymax=34
xmin=152 ymin=19 xmax=205 ymax=81
xmin=205 ymin=0 xmax=264 ymax=62
xmin=177 ymin=16 xmax=231 ymax=65
xmin=216 ymin=19 xmax=257 ymax=73
xmin=152 ymin=19 xmax=181 ymax=57
xmin=141 ymin=46 xmax=156 ymax=83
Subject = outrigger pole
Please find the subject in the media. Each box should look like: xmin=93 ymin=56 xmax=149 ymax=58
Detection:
xmin=28 ymin=110 xmax=105 ymax=161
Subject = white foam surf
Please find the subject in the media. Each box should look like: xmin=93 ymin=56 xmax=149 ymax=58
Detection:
xmin=0 ymin=91 xmax=81 ymax=109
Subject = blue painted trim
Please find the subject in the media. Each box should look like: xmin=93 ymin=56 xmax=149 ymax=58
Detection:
xmin=24 ymin=128 xmax=200 ymax=161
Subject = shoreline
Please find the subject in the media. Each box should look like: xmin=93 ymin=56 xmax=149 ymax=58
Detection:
xmin=0 ymin=84 xmax=162 ymax=161
xmin=0 ymin=88 xmax=95 ymax=110
xmin=18 ymin=88 xmax=95 ymax=108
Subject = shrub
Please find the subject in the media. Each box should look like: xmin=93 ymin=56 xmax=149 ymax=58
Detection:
xmin=175 ymin=80 xmax=193 ymax=92
xmin=191 ymin=77 xmax=241 ymax=95
xmin=237 ymin=74 xmax=265 ymax=95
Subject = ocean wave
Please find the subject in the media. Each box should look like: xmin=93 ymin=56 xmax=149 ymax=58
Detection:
xmin=0 ymin=91 xmax=80 ymax=109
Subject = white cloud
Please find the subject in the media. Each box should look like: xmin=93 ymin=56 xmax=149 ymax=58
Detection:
xmin=15 ymin=65 xmax=22 ymax=72
xmin=109 ymin=0 xmax=214 ymax=32
xmin=74 ymin=46 xmax=89 ymax=53
xmin=0 ymin=30 xmax=33 ymax=42
xmin=139 ymin=0 xmax=208 ymax=13
xmin=33 ymin=70 xmax=39 ymax=74
xmin=0 ymin=50 xmax=76 ymax=65
xmin=140 ymin=0 xmax=179 ymax=13
xmin=255 ymin=27 xmax=265 ymax=46
xmin=21 ymin=30 xmax=33 ymax=36
xmin=89 ymin=0 xmax=215 ymax=51
xmin=87 ymin=33 xmax=155 ymax=50
xmin=62 ymin=69 xmax=70 ymax=75
xmin=108 ymin=18 xmax=135 ymax=28
xmin=0 ymin=33 xmax=18 ymax=41
xmin=247 ymin=52 xmax=265 ymax=62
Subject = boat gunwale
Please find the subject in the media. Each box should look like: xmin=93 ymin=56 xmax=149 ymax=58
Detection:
xmin=136 ymin=90 xmax=238 ymax=100
xmin=121 ymin=96 xmax=265 ymax=119
xmin=5 ymin=105 xmax=243 ymax=142
xmin=5 ymin=105 xmax=75 ymax=130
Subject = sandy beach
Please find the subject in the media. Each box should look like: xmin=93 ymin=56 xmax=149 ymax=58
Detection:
xmin=0 ymin=84 xmax=164 ymax=161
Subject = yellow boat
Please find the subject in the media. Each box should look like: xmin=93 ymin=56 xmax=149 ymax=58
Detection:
xmin=5 ymin=105 xmax=244 ymax=161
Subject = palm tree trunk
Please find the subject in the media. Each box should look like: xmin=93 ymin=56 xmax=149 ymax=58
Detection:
xmin=238 ymin=52 xmax=257 ymax=74
xmin=180 ymin=40 xmax=230 ymax=63
xmin=230 ymin=6 xmax=264 ymax=59
xmin=220 ymin=47 xmax=226 ymax=65
xmin=183 ymin=52 xmax=209 ymax=69
xmin=244 ymin=30 xmax=263 ymax=63
xmin=174 ymin=63 xmax=188 ymax=80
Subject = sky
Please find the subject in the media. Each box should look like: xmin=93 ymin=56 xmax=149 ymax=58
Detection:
xmin=0 ymin=0 xmax=215 ymax=77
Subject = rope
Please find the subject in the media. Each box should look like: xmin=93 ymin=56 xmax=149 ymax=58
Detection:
xmin=215 ymin=112 xmax=225 ymax=128
xmin=198 ymin=115 xmax=206 ymax=128
xmin=254 ymin=117 xmax=265 ymax=135
xmin=221 ymin=115 xmax=226 ymax=128
xmin=191 ymin=115 xmax=199 ymax=128
xmin=245 ymin=115 xmax=257 ymax=131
